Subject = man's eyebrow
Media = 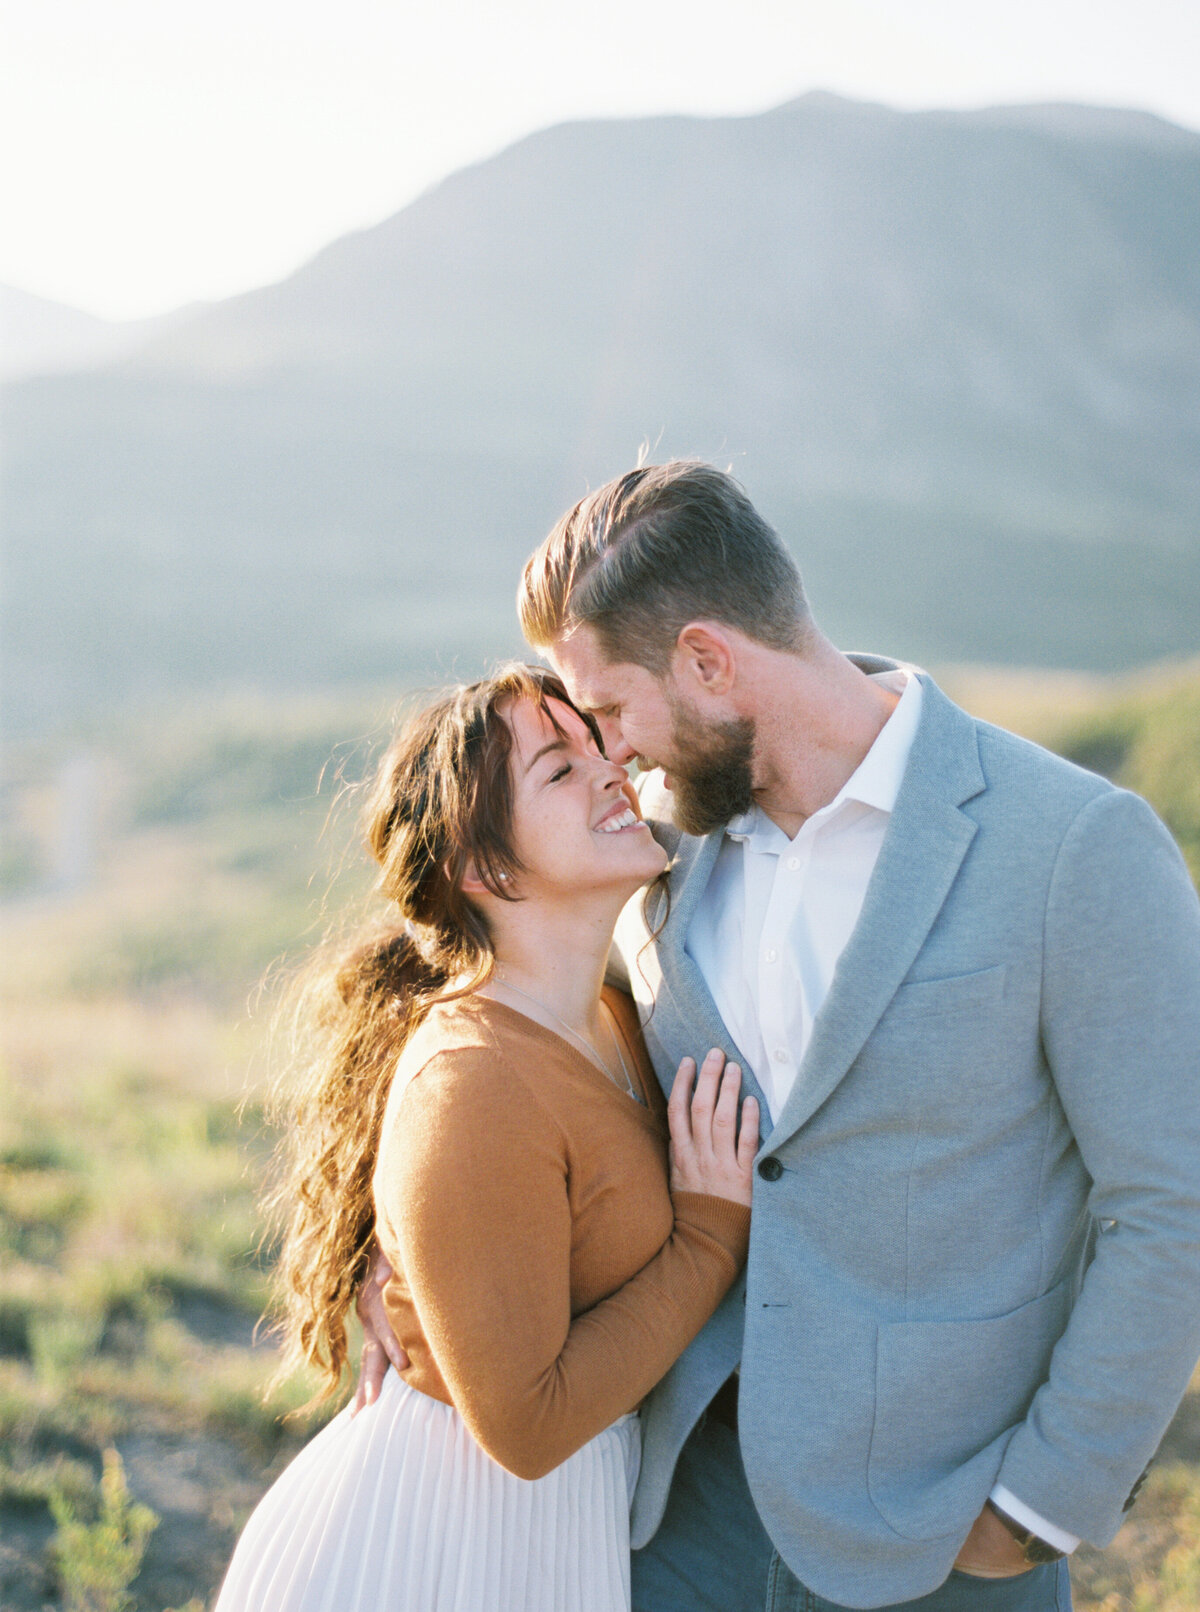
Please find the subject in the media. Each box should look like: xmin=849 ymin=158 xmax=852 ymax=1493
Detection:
xmin=523 ymin=738 xmax=568 ymax=774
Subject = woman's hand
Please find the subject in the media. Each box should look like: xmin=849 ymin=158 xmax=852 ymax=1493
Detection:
xmin=668 ymin=1048 xmax=759 ymax=1207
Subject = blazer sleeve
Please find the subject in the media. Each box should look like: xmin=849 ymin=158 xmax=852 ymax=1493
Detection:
xmin=995 ymin=786 xmax=1200 ymax=1544
xmin=379 ymin=1046 xmax=749 ymax=1480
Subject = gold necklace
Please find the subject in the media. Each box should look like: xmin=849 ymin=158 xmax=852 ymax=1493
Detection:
xmin=494 ymin=976 xmax=642 ymax=1104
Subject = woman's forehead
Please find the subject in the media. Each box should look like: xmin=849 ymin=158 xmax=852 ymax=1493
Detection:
xmin=507 ymin=694 xmax=593 ymax=757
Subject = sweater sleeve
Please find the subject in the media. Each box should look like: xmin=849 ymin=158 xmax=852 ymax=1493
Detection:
xmin=378 ymin=1045 xmax=749 ymax=1480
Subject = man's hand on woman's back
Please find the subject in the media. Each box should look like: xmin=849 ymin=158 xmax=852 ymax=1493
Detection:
xmin=352 ymin=1244 xmax=410 ymax=1415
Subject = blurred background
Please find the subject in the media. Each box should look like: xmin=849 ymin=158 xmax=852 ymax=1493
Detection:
xmin=2 ymin=2 xmax=1198 ymax=1607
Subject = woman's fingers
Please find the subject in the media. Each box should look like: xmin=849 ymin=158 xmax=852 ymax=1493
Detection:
xmin=711 ymin=1059 xmax=741 ymax=1150
xmin=689 ymin=1048 xmax=725 ymax=1143
xmin=668 ymin=1056 xmax=698 ymax=1151
xmin=670 ymin=1049 xmax=757 ymax=1205
xmin=737 ymin=1095 xmax=760 ymax=1171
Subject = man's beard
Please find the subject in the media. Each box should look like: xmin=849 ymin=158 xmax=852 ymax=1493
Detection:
xmin=661 ymin=697 xmax=756 ymax=837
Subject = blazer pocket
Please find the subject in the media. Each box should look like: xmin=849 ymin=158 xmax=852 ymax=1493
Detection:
xmin=866 ymin=1276 xmax=1073 ymax=1540
xmin=888 ymin=963 xmax=1008 ymax=1019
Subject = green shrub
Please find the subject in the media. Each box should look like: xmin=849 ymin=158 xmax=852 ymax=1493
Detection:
xmin=50 ymin=1446 xmax=158 ymax=1612
xmin=0 ymin=1451 xmax=93 ymax=1511
xmin=1051 ymin=668 xmax=1200 ymax=885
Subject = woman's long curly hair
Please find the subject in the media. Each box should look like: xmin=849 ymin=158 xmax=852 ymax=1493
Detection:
xmin=263 ymin=663 xmax=595 ymax=1406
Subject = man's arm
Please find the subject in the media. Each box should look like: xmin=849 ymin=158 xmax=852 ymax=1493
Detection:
xmin=993 ymin=787 xmax=1200 ymax=1544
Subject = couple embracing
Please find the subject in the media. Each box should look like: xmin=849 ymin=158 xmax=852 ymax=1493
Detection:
xmin=216 ymin=462 xmax=1200 ymax=1612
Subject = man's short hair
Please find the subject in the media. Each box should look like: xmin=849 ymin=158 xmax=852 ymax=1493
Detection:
xmin=518 ymin=461 xmax=812 ymax=674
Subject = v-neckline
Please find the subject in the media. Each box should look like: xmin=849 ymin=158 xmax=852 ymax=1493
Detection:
xmin=461 ymin=995 xmax=658 ymax=1122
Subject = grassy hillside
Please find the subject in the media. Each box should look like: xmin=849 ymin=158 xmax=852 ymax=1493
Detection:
xmin=0 ymin=693 xmax=390 ymax=1610
xmin=1 ymin=664 xmax=1197 ymax=1609
xmin=945 ymin=658 xmax=1200 ymax=884
xmin=1050 ymin=671 xmax=1200 ymax=885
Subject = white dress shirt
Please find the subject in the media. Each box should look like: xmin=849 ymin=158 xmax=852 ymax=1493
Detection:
xmin=683 ymin=668 xmax=1079 ymax=1555
xmin=686 ymin=670 xmax=922 ymax=1120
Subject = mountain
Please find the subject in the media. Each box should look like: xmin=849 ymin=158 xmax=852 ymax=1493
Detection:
xmin=4 ymin=93 xmax=1199 ymax=735
xmin=0 ymin=285 xmax=197 ymax=381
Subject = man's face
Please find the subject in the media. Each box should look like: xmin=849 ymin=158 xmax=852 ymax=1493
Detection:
xmin=546 ymin=625 xmax=756 ymax=837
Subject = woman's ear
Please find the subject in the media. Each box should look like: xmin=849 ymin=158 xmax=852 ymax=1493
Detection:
xmin=459 ymin=858 xmax=487 ymax=897
xmin=459 ymin=859 xmax=511 ymax=897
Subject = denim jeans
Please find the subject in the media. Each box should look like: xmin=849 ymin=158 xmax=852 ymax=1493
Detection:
xmin=631 ymin=1415 xmax=1072 ymax=1612
xmin=765 ymin=1552 xmax=1071 ymax=1611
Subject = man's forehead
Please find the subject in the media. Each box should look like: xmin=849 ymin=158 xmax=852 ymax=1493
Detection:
xmin=547 ymin=632 xmax=611 ymax=700
xmin=548 ymin=629 xmax=637 ymax=706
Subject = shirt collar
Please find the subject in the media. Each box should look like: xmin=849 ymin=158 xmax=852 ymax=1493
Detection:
xmin=835 ymin=670 xmax=923 ymax=814
xmin=725 ymin=670 xmax=924 ymax=845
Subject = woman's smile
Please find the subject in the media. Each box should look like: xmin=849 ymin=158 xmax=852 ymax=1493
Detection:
xmin=593 ymin=802 xmax=645 ymax=835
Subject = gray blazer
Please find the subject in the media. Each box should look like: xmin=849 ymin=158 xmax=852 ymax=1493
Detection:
xmin=613 ymin=662 xmax=1200 ymax=1609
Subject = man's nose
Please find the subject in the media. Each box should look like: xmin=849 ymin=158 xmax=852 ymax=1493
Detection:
xmin=596 ymin=717 xmax=635 ymax=765
xmin=597 ymin=756 xmax=632 ymax=792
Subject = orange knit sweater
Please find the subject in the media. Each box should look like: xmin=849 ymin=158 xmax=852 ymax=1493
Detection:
xmin=372 ymin=987 xmax=750 ymax=1480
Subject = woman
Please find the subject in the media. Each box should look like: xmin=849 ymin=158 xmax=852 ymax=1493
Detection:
xmin=215 ymin=664 xmax=758 ymax=1612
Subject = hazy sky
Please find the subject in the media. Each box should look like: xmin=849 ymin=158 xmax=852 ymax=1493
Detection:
xmin=5 ymin=0 xmax=1198 ymax=320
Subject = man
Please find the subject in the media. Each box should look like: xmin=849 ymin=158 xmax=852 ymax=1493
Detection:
xmin=363 ymin=462 xmax=1200 ymax=1610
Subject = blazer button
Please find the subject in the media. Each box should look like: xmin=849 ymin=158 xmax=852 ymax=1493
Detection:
xmin=758 ymin=1157 xmax=783 ymax=1182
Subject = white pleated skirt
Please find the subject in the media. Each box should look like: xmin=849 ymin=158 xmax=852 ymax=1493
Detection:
xmin=214 ymin=1369 xmax=642 ymax=1612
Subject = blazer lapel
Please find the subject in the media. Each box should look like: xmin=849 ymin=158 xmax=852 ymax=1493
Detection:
xmin=652 ymin=827 xmax=774 ymax=1121
xmin=765 ymin=677 xmax=986 ymax=1152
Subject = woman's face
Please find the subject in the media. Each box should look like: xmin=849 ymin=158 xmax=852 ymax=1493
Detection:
xmin=502 ymin=696 xmax=668 ymax=900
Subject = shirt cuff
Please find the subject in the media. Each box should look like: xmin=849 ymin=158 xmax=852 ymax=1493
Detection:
xmin=989 ymin=1485 xmax=1080 ymax=1554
